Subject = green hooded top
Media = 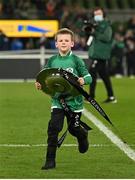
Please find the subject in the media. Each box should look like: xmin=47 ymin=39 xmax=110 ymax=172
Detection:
xmin=44 ymin=51 xmax=92 ymax=112
xmin=88 ymin=20 xmax=113 ymax=60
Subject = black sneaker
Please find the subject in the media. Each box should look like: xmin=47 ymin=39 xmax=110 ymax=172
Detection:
xmin=103 ymin=97 xmax=117 ymax=103
xmin=77 ymin=129 xmax=89 ymax=153
xmin=41 ymin=160 xmax=56 ymax=170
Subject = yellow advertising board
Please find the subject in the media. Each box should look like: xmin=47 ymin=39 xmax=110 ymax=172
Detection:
xmin=0 ymin=20 xmax=59 ymax=37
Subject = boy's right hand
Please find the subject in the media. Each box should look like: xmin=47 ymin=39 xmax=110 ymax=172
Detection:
xmin=35 ymin=82 xmax=42 ymax=90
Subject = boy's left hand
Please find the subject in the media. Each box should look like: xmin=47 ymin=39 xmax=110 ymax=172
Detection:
xmin=78 ymin=77 xmax=84 ymax=86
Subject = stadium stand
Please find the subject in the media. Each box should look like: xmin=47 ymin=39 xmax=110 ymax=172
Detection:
xmin=0 ymin=0 xmax=135 ymax=77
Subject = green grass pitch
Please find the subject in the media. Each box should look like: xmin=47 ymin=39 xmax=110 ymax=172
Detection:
xmin=0 ymin=77 xmax=135 ymax=178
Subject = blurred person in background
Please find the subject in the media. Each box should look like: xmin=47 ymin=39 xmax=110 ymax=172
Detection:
xmin=87 ymin=7 xmax=117 ymax=103
xmin=111 ymin=31 xmax=125 ymax=77
xmin=0 ymin=1 xmax=4 ymax=19
xmin=124 ymin=29 xmax=135 ymax=78
xmin=11 ymin=38 xmax=23 ymax=50
xmin=0 ymin=30 xmax=9 ymax=50
xmin=2 ymin=0 xmax=14 ymax=19
xmin=127 ymin=15 xmax=135 ymax=35
xmin=72 ymin=34 xmax=87 ymax=51
xmin=25 ymin=38 xmax=34 ymax=50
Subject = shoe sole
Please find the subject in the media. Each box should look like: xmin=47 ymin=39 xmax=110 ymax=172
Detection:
xmin=110 ymin=100 xmax=117 ymax=103
xmin=103 ymin=100 xmax=117 ymax=103
xmin=41 ymin=166 xmax=56 ymax=170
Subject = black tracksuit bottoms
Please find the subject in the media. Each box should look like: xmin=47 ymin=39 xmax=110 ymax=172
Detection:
xmin=45 ymin=108 xmax=82 ymax=161
xmin=89 ymin=59 xmax=114 ymax=98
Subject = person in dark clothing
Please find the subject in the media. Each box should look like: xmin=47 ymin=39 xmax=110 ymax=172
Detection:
xmin=87 ymin=7 xmax=117 ymax=103
xmin=111 ymin=32 xmax=125 ymax=76
xmin=124 ymin=29 xmax=135 ymax=77
xmin=0 ymin=30 xmax=9 ymax=51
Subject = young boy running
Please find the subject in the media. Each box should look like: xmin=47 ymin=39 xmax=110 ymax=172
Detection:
xmin=35 ymin=28 xmax=92 ymax=170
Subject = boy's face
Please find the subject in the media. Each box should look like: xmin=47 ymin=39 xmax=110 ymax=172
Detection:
xmin=55 ymin=34 xmax=74 ymax=54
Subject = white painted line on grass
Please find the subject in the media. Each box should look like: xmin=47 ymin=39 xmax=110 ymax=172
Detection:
xmin=83 ymin=108 xmax=135 ymax=161
xmin=0 ymin=144 xmax=135 ymax=148
xmin=0 ymin=143 xmax=135 ymax=148
xmin=0 ymin=144 xmax=112 ymax=147
xmin=0 ymin=144 xmax=76 ymax=147
xmin=0 ymin=79 xmax=35 ymax=83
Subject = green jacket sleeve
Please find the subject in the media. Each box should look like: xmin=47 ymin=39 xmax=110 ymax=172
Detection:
xmin=83 ymin=74 xmax=92 ymax=85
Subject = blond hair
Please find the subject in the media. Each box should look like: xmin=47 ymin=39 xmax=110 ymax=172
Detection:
xmin=55 ymin=28 xmax=74 ymax=41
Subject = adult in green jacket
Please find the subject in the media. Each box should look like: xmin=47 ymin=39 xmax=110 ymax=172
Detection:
xmin=88 ymin=7 xmax=117 ymax=103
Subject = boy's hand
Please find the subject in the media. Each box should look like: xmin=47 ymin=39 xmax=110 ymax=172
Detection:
xmin=35 ymin=82 xmax=42 ymax=90
xmin=78 ymin=77 xmax=84 ymax=86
